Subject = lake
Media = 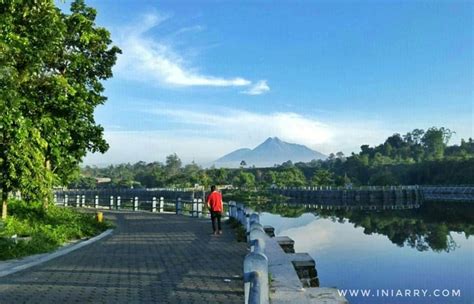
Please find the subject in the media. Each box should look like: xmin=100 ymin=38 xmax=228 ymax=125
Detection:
xmin=258 ymin=201 xmax=474 ymax=304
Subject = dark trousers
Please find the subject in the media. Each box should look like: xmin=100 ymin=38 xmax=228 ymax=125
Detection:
xmin=211 ymin=211 xmax=222 ymax=232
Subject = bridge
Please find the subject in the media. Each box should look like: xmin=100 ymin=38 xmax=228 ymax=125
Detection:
xmin=421 ymin=186 xmax=474 ymax=202
xmin=270 ymin=185 xmax=474 ymax=206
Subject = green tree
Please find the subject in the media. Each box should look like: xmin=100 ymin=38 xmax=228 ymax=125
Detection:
xmin=38 ymin=0 xmax=120 ymax=189
xmin=275 ymin=168 xmax=306 ymax=187
xmin=280 ymin=160 xmax=294 ymax=168
xmin=368 ymin=169 xmax=398 ymax=186
xmin=335 ymin=151 xmax=346 ymax=161
xmin=232 ymin=171 xmax=256 ymax=189
xmin=0 ymin=0 xmax=120 ymax=217
xmin=198 ymin=171 xmax=212 ymax=188
xmin=422 ymin=127 xmax=453 ymax=160
xmin=311 ymin=169 xmax=334 ymax=186
xmin=0 ymin=1 xmax=59 ymax=218
xmin=183 ymin=162 xmax=201 ymax=186
xmin=69 ymin=175 xmax=97 ymax=189
xmin=165 ymin=153 xmax=182 ymax=178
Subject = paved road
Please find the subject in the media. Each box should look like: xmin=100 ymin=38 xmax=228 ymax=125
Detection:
xmin=0 ymin=211 xmax=246 ymax=303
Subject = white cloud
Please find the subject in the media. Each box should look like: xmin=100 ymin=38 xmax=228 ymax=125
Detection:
xmin=151 ymin=108 xmax=333 ymax=147
xmin=242 ymin=80 xmax=270 ymax=95
xmin=115 ymin=14 xmax=264 ymax=90
xmin=85 ymin=106 xmax=392 ymax=166
xmin=84 ymin=131 xmax=237 ymax=166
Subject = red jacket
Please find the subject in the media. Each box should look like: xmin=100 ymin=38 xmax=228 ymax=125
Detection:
xmin=207 ymin=191 xmax=223 ymax=212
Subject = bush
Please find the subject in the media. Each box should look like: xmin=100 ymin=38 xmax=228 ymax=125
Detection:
xmin=0 ymin=199 xmax=111 ymax=260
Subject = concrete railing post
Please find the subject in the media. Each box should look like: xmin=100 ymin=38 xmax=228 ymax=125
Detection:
xmin=54 ymin=193 xmax=58 ymax=204
xmin=249 ymin=213 xmax=259 ymax=225
xmin=117 ymin=196 xmax=121 ymax=209
xmin=250 ymin=224 xmax=266 ymax=254
xmin=244 ymin=252 xmax=269 ymax=304
xmin=64 ymin=194 xmax=68 ymax=207
xmin=197 ymin=199 xmax=203 ymax=218
xmin=176 ymin=198 xmax=182 ymax=215
xmin=94 ymin=195 xmax=99 ymax=209
xmin=152 ymin=197 xmax=157 ymax=213
xmin=81 ymin=195 xmax=85 ymax=208
xmin=229 ymin=201 xmax=236 ymax=218
xmin=110 ymin=196 xmax=114 ymax=210
xmin=76 ymin=195 xmax=80 ymax=208
xmin=236 ymin=203 xmax=243 ymax=224
xmin=134 ymin=197 xmax=138 ymax=211
xmin=247 ymin=272 xmax=262 ymax=304
xmin=159 ymin=197 xmax=164 ymax=213
xmin=192 ymin=198 xmax=198 ymax=217
xmin=248 ymin=213 xmax=259 ymax=241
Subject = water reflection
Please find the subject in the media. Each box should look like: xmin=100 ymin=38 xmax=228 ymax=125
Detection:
xmin=253 ymin=201 xmax=474 ymax=252
xmin=257 ymin=201 xmax=474 ymax=304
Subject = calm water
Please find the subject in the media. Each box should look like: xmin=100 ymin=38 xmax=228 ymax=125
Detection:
xmin=259 ymin=202 xmax=474 ymax=304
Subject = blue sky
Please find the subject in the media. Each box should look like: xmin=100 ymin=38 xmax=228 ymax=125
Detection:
xmin=71 ymin=0 xmax=473 ymax=165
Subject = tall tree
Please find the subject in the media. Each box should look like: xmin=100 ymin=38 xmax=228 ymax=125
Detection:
xmin=0 ymin=0 xmax=120 ymax=217
xmin=165 ymin=153 xmax=182 ymax=177
xmin=29 ymin=0 xmax=120 ymax=190
xmin=0 ymin=0 xmax=60 ymax=218
xmin=422 ymin=127 xmax=453 ymax=160
xmin=311 ymin=169 xmax=334 ymax=186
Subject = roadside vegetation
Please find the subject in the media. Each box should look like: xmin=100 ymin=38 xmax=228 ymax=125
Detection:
xmin=0 ymin=200 xmax=110 ymax=260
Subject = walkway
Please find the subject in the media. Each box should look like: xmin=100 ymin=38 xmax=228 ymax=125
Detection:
xmin=0 ymin=211 xmax=246 ymax=303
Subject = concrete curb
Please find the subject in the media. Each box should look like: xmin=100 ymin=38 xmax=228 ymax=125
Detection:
xmin=0 ymin=229 xmax=114 ymax=278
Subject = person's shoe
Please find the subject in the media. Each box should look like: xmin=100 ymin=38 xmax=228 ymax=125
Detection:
xmin=213 ymin=231 xmax=218 ymax=235
xmin=218 ymin=230 xmax=223 ymax=235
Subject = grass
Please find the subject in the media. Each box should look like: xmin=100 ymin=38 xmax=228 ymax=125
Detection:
xmin=0 ymin=199 xmax=111 ymax=261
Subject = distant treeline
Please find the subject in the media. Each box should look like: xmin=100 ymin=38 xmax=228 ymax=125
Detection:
xmin=73 ymin=127 xmax=474 ymax=189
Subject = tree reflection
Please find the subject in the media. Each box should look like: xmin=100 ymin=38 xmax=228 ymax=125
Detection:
xmin=252 ymin=200 xmax=473 ymax=252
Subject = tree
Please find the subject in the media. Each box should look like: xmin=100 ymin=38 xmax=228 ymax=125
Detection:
xmin=69 ymin=175 xmax=97 ymax=189
xmin=33 ymin=0 xmax=121 ymax=190
xmin=0 ymin=0 xmax=120 ymax=217
xmin=165 ymin=153 xmax=182 ymax=177
xmin=213 ymin=168 xmax=229 ymax=185
xmin=311 ymin=170 xmax=334 ymax=186
xmin=422 ymin=127 xmax=453 ymax=160
xmin=385 ymin=134 xmax=404 ymax=149
xmin=280 ymin=160 xmax=294 ymax=168
xmin=232 ymin=171 xmax=255 ymax=189
xmin=0 ymin=1 xmax=61 ymax=218
xmin=368 ymin=169 xmax=398 ymax=186
xmin=183 ymin=162 xmax=201 ymax=186
xmin=335 ymin=151 xmax=346 ymax=161
xmin=240 ymin=160 xmax=247 ymax=168
xmin=274 ymin=168 xmax=306 ymax=187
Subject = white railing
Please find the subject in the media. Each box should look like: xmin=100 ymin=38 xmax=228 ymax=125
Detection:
xmin=228 ymin=202 xmax=269 ymax=304
xmin=54 ymin=194 xmax=209 ymax=218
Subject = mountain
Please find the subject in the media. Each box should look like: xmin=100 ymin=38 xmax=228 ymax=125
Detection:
xmin=213 ymin=137 xmax=326 ymax=168
xmin=215 ymin=148 xmax=252 ymax=163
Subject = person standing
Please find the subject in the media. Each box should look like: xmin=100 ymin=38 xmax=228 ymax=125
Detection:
xmin=207 ymin=185 xmax=223 ymax=235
